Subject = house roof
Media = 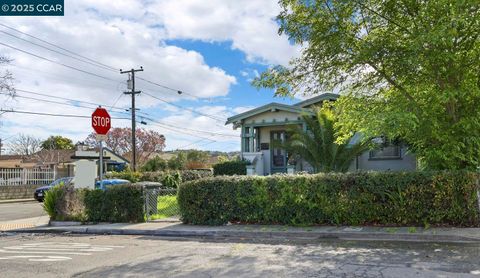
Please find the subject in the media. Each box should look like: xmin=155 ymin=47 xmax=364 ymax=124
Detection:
xmin=225 ymin=93 xmax=340 ymax=126
xmin=293 ymin=93 xmax=339 ymax=108
xmin=225 ymin=102 xmax=305 ymax=125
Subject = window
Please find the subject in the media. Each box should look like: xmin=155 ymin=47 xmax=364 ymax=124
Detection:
xmin=369 ymin=137 xmax=401 ymax=159
xmin=243 ymin=127 xmax=251 ymax=152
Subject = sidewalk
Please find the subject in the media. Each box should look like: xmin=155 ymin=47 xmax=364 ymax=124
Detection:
xmin=7 ymin=220 xmax=480 ymax=243
xmin=0 ymin=198 xmax=35 ymax=204
xmin=0 ymin=215 xmax=49 ymax=231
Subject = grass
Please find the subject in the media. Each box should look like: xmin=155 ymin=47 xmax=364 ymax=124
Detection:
xmin=150 ymin=195 xmax=180 ymax=220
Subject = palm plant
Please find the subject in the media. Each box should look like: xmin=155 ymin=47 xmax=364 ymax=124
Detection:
xmin=279 ymin=108 xmax=369 ymax=173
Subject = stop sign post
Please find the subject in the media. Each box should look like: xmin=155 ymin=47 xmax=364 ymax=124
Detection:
xmin=92 ymin=107 xmax=111 ymax=183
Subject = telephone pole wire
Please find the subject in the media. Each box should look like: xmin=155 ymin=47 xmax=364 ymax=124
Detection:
xmin=120 ymin=67 xmax=143 ymax=171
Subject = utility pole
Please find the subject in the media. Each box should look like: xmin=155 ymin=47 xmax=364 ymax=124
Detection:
xmin=120 ymin=67 xmax=143 ymax=171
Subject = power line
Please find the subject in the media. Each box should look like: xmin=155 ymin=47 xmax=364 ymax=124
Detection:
xmin=0 ymin=109 xmax=131 ymax=119
xmin=0 ymin=22 xmax=209 ymax=101
xmin=142 ymin=91 xmax=226 ymax=122
xmin=7 ymin=88 xmax=235 ymax=137
xmin=0 ymin=22 xmax=117 ymax=71
xmin=0 ymin=29 xmax=116 ymax=72
xmin=13 ymin=89 xmax=133 ymax=114
xmin=0 ymin=42 xmax=120 ymax=82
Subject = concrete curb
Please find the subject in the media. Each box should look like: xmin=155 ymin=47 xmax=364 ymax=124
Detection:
xmin=0 ymin=199 xmax=36 ymax=204
xmin=10 ymin=226 xmax=480 ymax=244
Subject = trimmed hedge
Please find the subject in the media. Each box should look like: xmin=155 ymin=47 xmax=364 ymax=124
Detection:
xmin=84 ymin=184 xmax=144 ymax=223
xmin=106 ymin=170 xmax=213 ymax=185
xmin=178 ymin=171 xmax=480 ymax=226
xmin=213 ymin=160 xmax=248 ymax=176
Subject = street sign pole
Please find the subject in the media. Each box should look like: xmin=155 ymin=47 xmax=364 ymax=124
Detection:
xmin=99 ymin=139 xmax=103 ymax=183
xmin=92 ymin=106 xmax=111 ymax=185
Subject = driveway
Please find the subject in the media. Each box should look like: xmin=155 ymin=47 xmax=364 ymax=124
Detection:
xmin=0 ymin=202 xmax=46 ymax=222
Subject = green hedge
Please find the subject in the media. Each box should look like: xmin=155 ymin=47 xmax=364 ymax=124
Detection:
xmin=178 ymin=171 xmax=480 ymax=226
xmin=106 ymin=170 xmax=213 ymax=185
xmin=84 ymin=184 xmax=144 ymax=223
xmin=213 ymin=160 xmax=248 ymax=176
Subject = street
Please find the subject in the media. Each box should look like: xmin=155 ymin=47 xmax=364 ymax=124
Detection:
xmin=0 ymin=233 xmax=479 ymax=277
xmin=0 ymin=202 xmax=45 ymax=222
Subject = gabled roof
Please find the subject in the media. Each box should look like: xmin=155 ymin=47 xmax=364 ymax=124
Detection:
xmin=225 ymin=102 xmax=305 ymax=125
xmin=293 ymin=93 xmax=339 ymax=108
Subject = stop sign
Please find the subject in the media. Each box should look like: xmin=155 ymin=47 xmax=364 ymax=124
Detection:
xmin=92 ymin=107 xmax=111 ymax=135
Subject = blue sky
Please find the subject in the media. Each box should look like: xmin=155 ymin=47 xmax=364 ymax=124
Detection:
xmin=0 ymin=0 xmax=302 ymax=152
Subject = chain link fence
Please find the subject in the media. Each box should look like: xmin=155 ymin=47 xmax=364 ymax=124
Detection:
xmin=144 ymin=187 xmax=180 ymax=221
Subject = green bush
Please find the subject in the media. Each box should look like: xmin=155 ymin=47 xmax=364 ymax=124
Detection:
xmin=213 ymin=160 xmax=248 ymax=176
xmin=141 ymin=157 xmax=168 ymax=172
xmin=43 ymin=185 xmax=86 ymax=222
xmin=84 ymin=184 xmax=144 ymax=223
xmin=178 ymin=171 xmax=480 ymax=226
xmin=107 ymin=170 xmax=212 ymax=185
xmin=106 ymin=170 xmax=142 ymax=183
xmin=43 ymin=184 xmax=64 ymax=220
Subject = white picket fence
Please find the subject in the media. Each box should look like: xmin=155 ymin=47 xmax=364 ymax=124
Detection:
xmin=0 ymin=168 xmax=56 ymax=186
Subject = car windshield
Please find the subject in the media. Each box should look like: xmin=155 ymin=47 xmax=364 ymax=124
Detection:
xmin=49 ymin=177 xmax=73 ymax=187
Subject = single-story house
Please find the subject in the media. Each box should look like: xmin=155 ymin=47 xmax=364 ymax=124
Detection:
xmin=226 ymin=93 xmax=417 ymax=175
xmin=0 ymin=146 xmax=129 ymax=178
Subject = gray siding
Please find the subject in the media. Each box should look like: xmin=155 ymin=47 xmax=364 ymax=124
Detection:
xmin=350 ymin=147 xmax=417 ymax=171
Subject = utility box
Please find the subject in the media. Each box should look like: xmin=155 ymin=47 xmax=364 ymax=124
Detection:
xmin=73 ymin=159 xmax=96 ymax=189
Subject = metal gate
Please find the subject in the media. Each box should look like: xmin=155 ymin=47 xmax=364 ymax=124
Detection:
xmin=144 ymin=187 xmax=180 ymax=221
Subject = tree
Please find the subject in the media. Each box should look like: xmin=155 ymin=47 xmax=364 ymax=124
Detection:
xmin=0 ymin=56 xmax=14 ymax=96
xmin=254 ymin=1 xmax=480 ymax=170
xmin=8 ymin=134 xmax=41 ymax=156
xmin=41 ymin=135 xmax=74 ymax=150
xmin=185 ymin=150 xmax=210 ymax=169
xmin=85 ymin=127 xmax=166 ymax=165
xmin=141 ymin=156 xmax=168 ymax=172
xmin=277 ymin=108 xmax=368 ymax=172
xmin=167 ymin=152 xmax=187 ymax=170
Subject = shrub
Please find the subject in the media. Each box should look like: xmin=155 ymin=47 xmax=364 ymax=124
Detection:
xmin=179 ymin=169 xmax=213 ymax=182
xmin=43 ymin=185 xmax=86 ymax=221
xmin=105 ymin=170 xmax=142 ymax=183
xmin=213 ymin=160 xmax=248 ymax=176
xmin=141 ymin=157 xmax=168 ymax=172
xmin=178 ymin=171 xmax=480 ymax=226
xmin=108 ymin=170 xmax=213 ymax=185
xmin=43 ymin=184 xmax=64 ymax=220
xmin=84 ymin=184 xmax=144 ymax=223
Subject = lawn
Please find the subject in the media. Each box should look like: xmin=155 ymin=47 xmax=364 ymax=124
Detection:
xmin=150 ymin=195 xmax=180 ymax=220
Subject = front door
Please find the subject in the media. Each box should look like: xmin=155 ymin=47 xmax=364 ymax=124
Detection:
xmin=270 ymin=131 xmax=287 ymax=173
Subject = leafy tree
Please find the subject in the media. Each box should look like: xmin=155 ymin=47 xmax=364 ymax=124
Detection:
xmin=185 ymin=150 xmax=210 ymax=169
xmin=278 ymin=108 xmax=369 ymax=172
xmin=254 ymin=0 xmax=480 ymax=170
xmin=41 ymin=135 xmax=74 ymax=150
xmin=141 ymin=156 xmax=168 ymax=172
xmin=167 ymin=152 xmax=187 ymax=170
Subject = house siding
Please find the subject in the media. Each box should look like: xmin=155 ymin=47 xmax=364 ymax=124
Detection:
xmin=351 ymin=147 xmax=417 ymax=171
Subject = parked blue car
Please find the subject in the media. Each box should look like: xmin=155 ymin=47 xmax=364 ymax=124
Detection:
xmin=34 ymin=177 xmax=74 ymax=202
xmin=95 ymin=179 xmax=130 ymax=190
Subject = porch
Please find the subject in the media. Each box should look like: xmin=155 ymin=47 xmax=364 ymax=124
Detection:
xmin=240 ymin=124 xmax=307 ymax=176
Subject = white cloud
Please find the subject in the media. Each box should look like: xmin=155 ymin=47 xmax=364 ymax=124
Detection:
xmin=147 ymin=0 xmax=300 ymax=65
xmin=0 ymin=0 xmax=296 ymax=152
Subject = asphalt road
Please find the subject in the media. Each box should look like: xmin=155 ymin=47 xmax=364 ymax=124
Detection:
xmin=0 ymin=233 xmax=480 ymax=277
xmin=0 ymin=202 xmax=46 ymax=222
